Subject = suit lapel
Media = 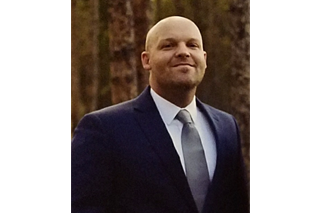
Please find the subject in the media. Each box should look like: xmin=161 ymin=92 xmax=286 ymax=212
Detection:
xmin=196 ymin=99 xmax=222 ymax=181
xmin=133 ymin=87 xmax=198 ymax=212
xmin=198 ymin=102 xmax=228 ymax=185
xmin=197 ymin=100 xmax=230 ymax=212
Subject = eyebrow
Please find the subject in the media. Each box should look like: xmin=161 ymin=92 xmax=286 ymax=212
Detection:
xmin=155 ymin=40 xmax=202 ymax=51
xmin=158 ymin=38 xmax=202 ymax=46
xmin=159 ymin=37 xmax=200 ymax=42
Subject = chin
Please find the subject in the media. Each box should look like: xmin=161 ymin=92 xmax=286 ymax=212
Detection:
xmin=173 ymin=80 xmax=199 ymax=91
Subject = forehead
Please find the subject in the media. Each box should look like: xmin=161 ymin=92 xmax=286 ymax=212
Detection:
xmin=147 ymin=18 xmax=203 ymax=48
xmin=156 ymin=20 xmax=201 ymax=41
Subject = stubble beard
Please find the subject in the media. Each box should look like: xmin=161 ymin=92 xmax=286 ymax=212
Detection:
xmin=167 ymin=74 xmax=203 ymax=93
xmin=174 ymin=67 xmax=204 ymax=90
xmin=150 ymin=66 xmax=204 ymax=94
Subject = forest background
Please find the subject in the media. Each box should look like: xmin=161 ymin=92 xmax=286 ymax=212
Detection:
xmin=71 ymin=0 xmax=250 ymax=179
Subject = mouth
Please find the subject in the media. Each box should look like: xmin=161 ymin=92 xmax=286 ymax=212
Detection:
xmin=173 ymin=63 xmax=195 ymax=67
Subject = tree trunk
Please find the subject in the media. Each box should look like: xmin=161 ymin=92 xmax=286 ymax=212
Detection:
xmin=90 ymin=0 xmax=100 ymax=110
xmin=71 ymin=0 xmax=100 ymax=133
xmin=71 ymin=0 xmax=80 ymax=134
xmin=74 ymin=0 xmax=94 ymax=113
xmin=229 ymin=0 xmax=250 ymax=179
xmin=155 ymin=0 xmax=162 ymax=21
xmin=132 ymin=0 xmax=152 ymax=94
xmin=108 ymin=0 xmax=138 ymax=104
xmin=172 ymin=0 xmax=185 ymax=15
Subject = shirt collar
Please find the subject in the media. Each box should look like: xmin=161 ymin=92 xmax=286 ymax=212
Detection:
xmin=150 ymin=88 xmax=198 ymax=125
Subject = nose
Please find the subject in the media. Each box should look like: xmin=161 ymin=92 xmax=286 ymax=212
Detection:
xmin=175 ymin=43 xmax=190 ymax=58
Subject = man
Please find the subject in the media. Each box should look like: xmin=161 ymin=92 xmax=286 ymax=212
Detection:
xmin=72 ymin=16 xmax=249 ymax=213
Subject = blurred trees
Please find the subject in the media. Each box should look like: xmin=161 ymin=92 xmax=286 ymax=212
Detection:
xmin=229 ymin=0 xmax=250 ymax=180
xmin=107 ymin=0 xmax=152 ymax=104
xmin=71 ymin=0 xmax=250 ymax=178
xmin=133 ymin=0 xmax=152 ymax=93
xmin=71 ymin=0 xmax=112 ymax=131
xmin=108 ymin=0 xmax=138 ymax=104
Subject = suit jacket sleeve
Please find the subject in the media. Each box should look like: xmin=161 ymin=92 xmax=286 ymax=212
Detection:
xmin=202 ymin=107 xmax=249 ymax=213
xmin=232 ymin=116 xmax=250 ymax=213
xmin=72 ymin=113 xmax=115 ymax=213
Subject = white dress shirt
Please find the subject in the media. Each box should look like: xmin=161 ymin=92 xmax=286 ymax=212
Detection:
xmin=150 ymin=88 xmax=217 ymax=180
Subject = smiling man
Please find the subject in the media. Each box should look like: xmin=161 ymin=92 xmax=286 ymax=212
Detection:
xmin=142 ymin=17 xmax=207 ymax=108
xmin=72 ymin=16 xmax=249 ymax=213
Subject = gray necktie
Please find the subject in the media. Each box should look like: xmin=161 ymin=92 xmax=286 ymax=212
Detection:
xmin=176 ymin=109 xmax=210 ymax=212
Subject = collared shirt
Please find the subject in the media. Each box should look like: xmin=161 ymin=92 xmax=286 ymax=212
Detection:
xmin=150 ymin=88 xmax=217 ymax=180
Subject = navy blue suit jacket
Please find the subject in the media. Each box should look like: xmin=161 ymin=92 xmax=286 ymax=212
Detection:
xmin=72 ymin=87 xmax=249 ymax=213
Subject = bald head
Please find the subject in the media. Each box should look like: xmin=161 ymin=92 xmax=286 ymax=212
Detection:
xmin=141 ymin=16 xmax=207 ymax=107
xmin=145 ymin=16 xmax=204 ymax=51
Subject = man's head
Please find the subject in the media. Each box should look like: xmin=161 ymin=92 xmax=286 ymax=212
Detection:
xmin=141 ymin=16 xmax=207 ymax=97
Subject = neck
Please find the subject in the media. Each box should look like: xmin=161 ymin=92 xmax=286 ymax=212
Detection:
xmin=151 ymin=86 xmax=196 ymax=108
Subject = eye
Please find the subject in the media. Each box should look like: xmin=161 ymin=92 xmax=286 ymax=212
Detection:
xmin=162 ymin=43 xmax=173 ymax=49
xmin=188 ymin=43 xmax=199 ymax=48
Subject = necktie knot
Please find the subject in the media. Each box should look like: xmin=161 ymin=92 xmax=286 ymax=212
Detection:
xmin=176 ymin=109 xmax=193 ymax=124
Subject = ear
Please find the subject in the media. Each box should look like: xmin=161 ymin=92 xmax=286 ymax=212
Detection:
xmin=203 ymin=51 xmax=207 ymax=69
xmin=141 ymin=51 xmax=151 ymax=70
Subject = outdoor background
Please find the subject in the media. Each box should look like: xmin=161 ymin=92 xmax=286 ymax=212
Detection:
xmin=71 ymin=0 xmax=250 ymax=179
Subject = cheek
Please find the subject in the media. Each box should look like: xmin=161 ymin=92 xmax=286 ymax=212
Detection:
xmin=195 ymin=56 xmax=207 ymax=69
xmin=150 ymin=57 xmax=166 ymax=69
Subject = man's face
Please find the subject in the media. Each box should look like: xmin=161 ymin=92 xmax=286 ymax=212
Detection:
xmin=142 ymin=18 xmax=207 ymax=93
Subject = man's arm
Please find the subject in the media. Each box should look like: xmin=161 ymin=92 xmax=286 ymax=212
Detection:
xmin=72 ymin=114 xmax=115 ymax=213
xmin=232 ymin=116 xmax=250 ymax=213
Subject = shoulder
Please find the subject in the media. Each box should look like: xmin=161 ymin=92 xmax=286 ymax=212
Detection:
xmin=86 ymin=86 xmax=153 ymax=121
xmin=197 ymin=100 xmax=235 ymax=122
xmin=74 ymin=98 xmax=137 ymax=135
xmin=74 ymin=87 xmax=153 ymax=135
xmin=90 ymin=98 xmax=135 ymax=119
xmin=197 ymin=99 xmax=240 ymax=134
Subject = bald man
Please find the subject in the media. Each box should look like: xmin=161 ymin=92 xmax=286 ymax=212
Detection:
xmin=72 ymin=16 xmax=249 ymax=213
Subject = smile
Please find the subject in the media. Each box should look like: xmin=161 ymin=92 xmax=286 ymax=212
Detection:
xmin=173 ymin=63 xmax=195 ymax=67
